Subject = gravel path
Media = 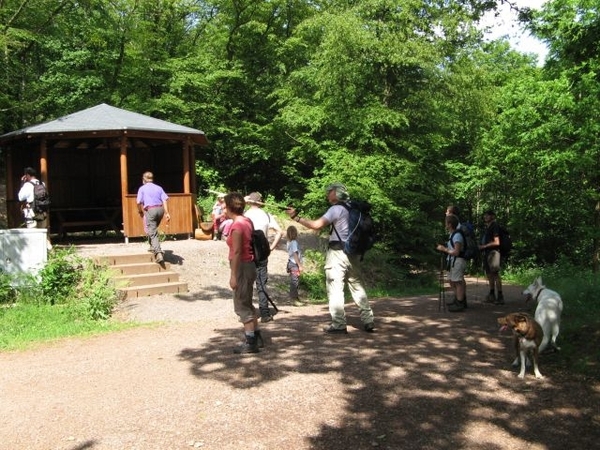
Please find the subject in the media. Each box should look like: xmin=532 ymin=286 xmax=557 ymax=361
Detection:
xmin=0 ymin=235 xmax=598 ymax=450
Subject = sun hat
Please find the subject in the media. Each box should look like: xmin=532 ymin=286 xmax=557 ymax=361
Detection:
xmin=245 ymin=192 xmax=263 ymax=204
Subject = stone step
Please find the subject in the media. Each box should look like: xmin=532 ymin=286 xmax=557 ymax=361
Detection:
xmin=108 ymin=262 xmax=172 ymax=275
xmin=119 ymin=281 xmax=189 ymax=299
xmin=113 ymin=271 xmax=180 ymax=287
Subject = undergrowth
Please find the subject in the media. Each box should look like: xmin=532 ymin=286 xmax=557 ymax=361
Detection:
xmin=0 ymin=247 xmax=130 ymax=351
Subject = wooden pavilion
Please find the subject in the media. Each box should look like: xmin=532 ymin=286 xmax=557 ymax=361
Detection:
xmin=0 ymin=104 xmax=209 ymax=241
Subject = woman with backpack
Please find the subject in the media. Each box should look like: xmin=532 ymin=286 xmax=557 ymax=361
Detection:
xmin=436 ymin=214 xmax=468 ymax=312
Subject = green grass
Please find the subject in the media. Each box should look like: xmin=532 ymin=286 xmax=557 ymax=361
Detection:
xmin=0 ymin=247 xmax=139 ymax=352
xmin=0 ymin=303 xmax=137 ymax=351
xmin=504 ymin=260 xmax=600 ymax=379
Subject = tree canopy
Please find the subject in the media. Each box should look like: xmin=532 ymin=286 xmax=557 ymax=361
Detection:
xmin=1 ymin=0 xmax=598 ymax=271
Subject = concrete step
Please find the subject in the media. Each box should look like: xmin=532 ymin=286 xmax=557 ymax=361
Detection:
xmin=108 ymin=262 xmax=172 ymax=275
xmin=119 ymin=281 xmax=189 ymax=299
xmin=114 ymin=271 xmax=180 ymax=287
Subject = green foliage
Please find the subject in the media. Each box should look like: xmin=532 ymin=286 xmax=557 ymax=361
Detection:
xmin=299 ymin=249 xmax=327 ymax=301
xmin=37 ymin=248 xmax=82 ymax=304
xmin=0 ymin=250 xmax=122 ymax=350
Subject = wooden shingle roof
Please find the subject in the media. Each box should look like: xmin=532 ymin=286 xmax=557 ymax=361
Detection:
xmin=0 ymin=103 xmax=208 ymax=145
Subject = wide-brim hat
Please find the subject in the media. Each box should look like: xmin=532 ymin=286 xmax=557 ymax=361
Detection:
xmin=245 ymin=192 xmax=263 ymax=204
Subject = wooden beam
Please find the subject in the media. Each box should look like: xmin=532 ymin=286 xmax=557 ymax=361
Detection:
xmin=120 ymin=135 xmax=129 ymax=241
xmin=183 ymin=138 xmax=190 ymax=194
xmin=40 ymin=138 xmax=48 ymax=186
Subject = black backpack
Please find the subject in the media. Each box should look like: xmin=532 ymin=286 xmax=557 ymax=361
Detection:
xmin=450 ymin=227 xmax=477 ymax=260
xmin=498 ymin=224 xmax=513 ymax=257
xmin=333 ymin=200 xmax=375 ymax=260
xmin=29 ymin=180 xmax=50 ymax=214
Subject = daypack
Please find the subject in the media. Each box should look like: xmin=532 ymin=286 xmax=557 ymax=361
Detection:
xmin=333 ymin=200 xmax=375 ymax=260
xmin=498 ymin=224 xmax=513 ymax=257
xmin=451 ymin=226 xmax=478 ymax=260
xmin=29 ymin=180 xmax=50 ymax=214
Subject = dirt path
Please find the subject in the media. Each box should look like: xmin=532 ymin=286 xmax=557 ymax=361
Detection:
xmin=0 ymin=238 xmax=598 ymax=450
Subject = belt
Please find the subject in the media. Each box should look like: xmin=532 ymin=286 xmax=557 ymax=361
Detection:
xmin=328 ymin=241 xmax=344 ymax=250
xmin=145 ymin=205 xmax=163 ymax=210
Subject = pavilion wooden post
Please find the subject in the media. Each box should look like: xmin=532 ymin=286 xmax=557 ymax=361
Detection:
xmin=120 ymin=135 xmax=129 ymax=243
xmin=188 ymin=136 xmax=197 ymax=197
xmin=40 ymin=138 xmax=48 ymax=186
xmin=183 ymin=138 xmax=190 ymax=194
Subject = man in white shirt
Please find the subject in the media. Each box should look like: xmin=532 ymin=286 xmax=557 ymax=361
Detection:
xmin=244 ymin=192 xmax=283 ymax=322
xmin=285 ymin=183 xmax=375 ymax=334
xmin=18 ymin=167 xmax=52 ymax=250
xmin=18 ymin=167 xmax=47 ymax=229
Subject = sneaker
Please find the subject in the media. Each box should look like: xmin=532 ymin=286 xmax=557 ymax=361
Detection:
xmin=485 ymin=293 xmax=496 ymax=303
xmin=364 ymin=322 xmax=375 ymax=332
xmin=155 ymin=252 xmax=164 ymax=263
xmin=292 ymin=299 xmax=305 ymax=307
xmin=212 ymin=236 xmax=218 ymax=241
xmin=494 ymin=294 xmax=505 ymax=305
xmin=260 ymin=314 xmax=273 ymax=323
xmin=448 ymin=301 xmax=466 ymax=312
xmin=323 ymin=325 xmax=348 ymax=334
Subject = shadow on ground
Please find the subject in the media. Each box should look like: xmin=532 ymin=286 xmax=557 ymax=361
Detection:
xmin=178 ymin=293 xmax=599 ymax=450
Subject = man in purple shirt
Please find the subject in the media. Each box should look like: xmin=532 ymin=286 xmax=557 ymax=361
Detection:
xmin=136 ymin=172 xmax=170 ymax=263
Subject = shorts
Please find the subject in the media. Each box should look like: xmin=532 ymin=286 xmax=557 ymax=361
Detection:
xmin=484 ymin=250 xmax=501 ymax=274
xmin=449 ymin=257 xmax=466 ymax=282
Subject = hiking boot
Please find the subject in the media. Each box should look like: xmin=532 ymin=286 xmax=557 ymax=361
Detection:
xmin=234 ymin=335 xmax=259 ymax=354
xmin=448 ymin=301 xmax=466 ymax=312
xmin=254 ymin=330 xmax=265 ymax=348
xmin=292 ymin=298 xmax=308 ymax=307
xmin=494 ymin=294 xmax=505 ymax=305
xmin=364 ymin=322 xmax=375 ymax=332
xmin=323 ymin=325 xmax=348 ymax=334
xmin=260 ymin=314 xmax=273 ymax=323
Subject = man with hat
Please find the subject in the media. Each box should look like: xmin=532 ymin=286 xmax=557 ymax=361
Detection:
xmin=285 ymin=183 xmax=375 ymax=334
xmin=479 ymin=210 xmax=504 ymax=305
xmin=244 ymin=192 xmax=283 ymax=322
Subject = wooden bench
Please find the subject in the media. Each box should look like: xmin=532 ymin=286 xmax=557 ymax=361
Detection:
xmin=52 ymin=207 xmax=122 ymax=238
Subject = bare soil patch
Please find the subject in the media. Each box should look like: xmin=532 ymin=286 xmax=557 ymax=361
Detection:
xmin=0 ymin=234 xmax=599 ymax=450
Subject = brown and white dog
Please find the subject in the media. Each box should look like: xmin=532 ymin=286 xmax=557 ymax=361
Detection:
xmin=498 ymin=312 xmax=544 ymax=379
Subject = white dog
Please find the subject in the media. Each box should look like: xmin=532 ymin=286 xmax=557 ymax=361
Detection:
xmin=522 ymin=276 xmax=563 ymax=353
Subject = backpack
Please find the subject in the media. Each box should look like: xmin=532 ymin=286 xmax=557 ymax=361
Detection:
xmin=333 ymin=200 xmax=375 ymax=260
xmin=29 ymin=180 xmax=50 ymax=214
xmin=451 ymin=226 xmax=477 ymax=260
xmin=498 ymin=224 xmax=513 ymax=257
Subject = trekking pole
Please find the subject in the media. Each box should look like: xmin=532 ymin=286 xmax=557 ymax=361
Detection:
xmin=204 ymin=189 xmax=292 ymax=210
xmin=438 ymin=254 xmax=446 ymax=312
xmin=257 ymin=268 xmax=279 ymax=313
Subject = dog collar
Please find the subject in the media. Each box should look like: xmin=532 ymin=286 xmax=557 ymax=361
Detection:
xmin=535 ymin=288 xmax=546 ymax=302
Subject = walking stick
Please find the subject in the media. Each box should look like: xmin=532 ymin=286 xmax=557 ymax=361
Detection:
xmin=438 ymin=254 xmax=446 ymax=312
